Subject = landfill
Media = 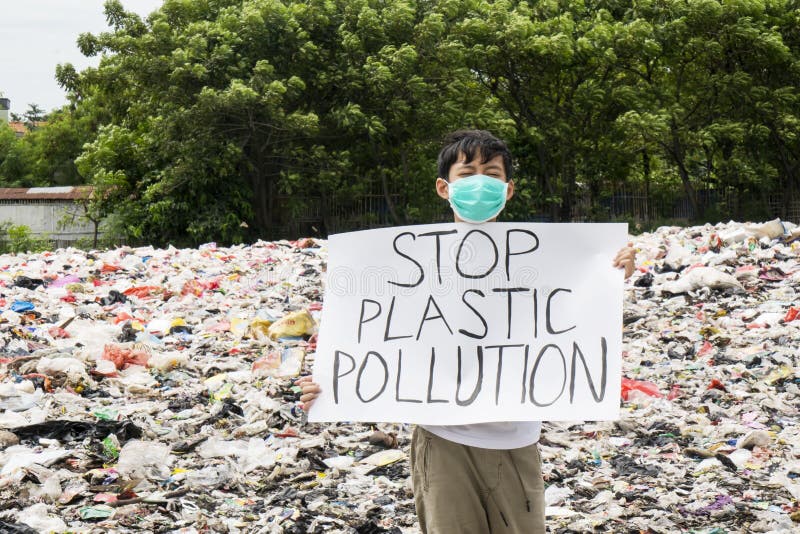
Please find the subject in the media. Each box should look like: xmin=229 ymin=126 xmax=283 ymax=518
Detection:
xmin=0 ymin=220 xmax=799 ymax=533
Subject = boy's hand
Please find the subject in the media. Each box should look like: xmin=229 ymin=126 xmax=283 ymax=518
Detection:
xmin=295 ymin=375 xmax=321 ymax=412
xmin=613 ymin=243 xmax=636 ymax=279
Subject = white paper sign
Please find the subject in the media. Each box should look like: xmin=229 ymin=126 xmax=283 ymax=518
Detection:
xmin=308 ymin=222 xmax=626 ymax=424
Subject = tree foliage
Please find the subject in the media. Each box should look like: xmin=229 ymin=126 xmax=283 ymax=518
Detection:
xmin=2 ymin=0 xmax=799 ymax=245
xmin=0 ymin=106 xmax=95 ymax=187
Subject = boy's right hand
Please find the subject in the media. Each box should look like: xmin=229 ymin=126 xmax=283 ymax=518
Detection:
xmin=295 ymin=375 xmax=321 ymax=412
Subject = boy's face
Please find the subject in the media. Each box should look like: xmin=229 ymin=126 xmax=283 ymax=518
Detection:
xmin=436 ymin=151 xmax=515 ymax=223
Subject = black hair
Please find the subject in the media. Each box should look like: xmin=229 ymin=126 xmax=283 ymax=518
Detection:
xmin=437 ymin=129 xmax=513 ymax=181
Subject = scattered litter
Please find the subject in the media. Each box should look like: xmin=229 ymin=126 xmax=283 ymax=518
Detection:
xmin=0 ymin=222 xmax=798 ymax=532
xmin=538 ymin=219 xmax=800 ymax=532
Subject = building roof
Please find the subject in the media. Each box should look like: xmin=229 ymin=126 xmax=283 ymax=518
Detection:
xmin=7 ymin=121 xmax=26 ymax=135
xmin=6 ymin=121 xmax=47 ymax=136
xmin=0 ymin=186 xmax=93 ymax=201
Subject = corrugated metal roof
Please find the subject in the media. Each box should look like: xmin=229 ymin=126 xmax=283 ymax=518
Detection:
xmin=0 ymin=186 xmax=93 ymax=200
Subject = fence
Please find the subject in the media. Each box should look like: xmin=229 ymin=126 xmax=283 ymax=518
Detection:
xmin=265 ymin=183 xmax=800 ymax=239
xmin=268 ymin=193 xmax=406 ymax=239
xmin=596 ymin=184 xmax=800 ymax=226
xmin=0 ymin=199 xmax=98 ymax=248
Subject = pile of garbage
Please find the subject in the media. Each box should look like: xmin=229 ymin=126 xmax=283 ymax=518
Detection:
xmin=0 ymin=220 xmax=798 ymax=533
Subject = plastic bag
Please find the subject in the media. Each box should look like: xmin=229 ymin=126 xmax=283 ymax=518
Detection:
xmin=267 ymin=309 xmax=316 ymax=340
xmin=620 ymin=378 xmax=662 ymax=401
xmin=116 ymin=440 xmax=172 ymax=480
xmin=660 ymin=267 xmax=744 ymax=295
xmin=252 ymin=347 xmax=305 ymax=378
xmin=101 ymin=344 xmax=150 ymax=370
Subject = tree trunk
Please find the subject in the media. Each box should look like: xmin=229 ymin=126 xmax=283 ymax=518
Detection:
xmin=267 ymin=177 xmax=276 ymax=236
xmin=249 ymin=168 xmax=269 ymax=237
xmin=669 ymin=126 xmax=700 ymax=220
xmin=320 ymin=186 xmax=329 ymax=237
xmin=642 ymin=150 xmax=651 ymax=224
xmin=559 ymin=163 xmax=574 ymax=222
xmin=675 ymin=159 xmax=699 ymax=220
xmin=535 ymin=143 xmax=554 ymax=221
xmin=381 ymin=167 xmax=401 ymax=226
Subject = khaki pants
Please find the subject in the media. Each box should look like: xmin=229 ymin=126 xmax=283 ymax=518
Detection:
xmin=410 ymin=426 xmax=546 ymax=534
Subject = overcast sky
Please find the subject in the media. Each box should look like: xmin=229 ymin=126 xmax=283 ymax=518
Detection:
xmin=1 ymin=0 xmax=164 ymax=116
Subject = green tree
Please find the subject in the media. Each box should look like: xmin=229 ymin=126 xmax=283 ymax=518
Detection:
xmin=23 ymin=103 xmax=47 ymax=130
xmin=615 ymin=0 xmax=799 ymax=219
xmin=0 ymin=124 xmax=17 ymax=164
xmin=25 ymin=0 xmax=800 ymax=240
xmin=0 ymin=107 xmax=94 ymax=186
xmin=70 ymin=0 xmax=502 ymax=245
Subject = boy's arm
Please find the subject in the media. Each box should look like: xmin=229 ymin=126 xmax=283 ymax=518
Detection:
xmin=295 ymin=375 xmax=321 ymax=411
xmin=613 ymin=243 xmax=636 ymax=279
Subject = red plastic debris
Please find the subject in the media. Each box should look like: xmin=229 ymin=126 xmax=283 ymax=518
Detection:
xmin=697 ymin=341 xmax=715 ymax=357
xmin=181 ymin=278 xmax=221 ymax=297
xmin=707 ymin=378 xmax=728 ymax=392
xmin=621 ymin=378 xmax=662 ymax=401
xmin=113 ymin=312 xmax=134 ymax=325
xmin=123 ymin=286 xmax=161 ymax=299
xmin=101 ymin=344 xmax=150 ymax=370
xmin=48 ymin=327 xmax=70 ymax=339
xmin=275 ymin=426 xmax=300 ymax=438
xmin=784 ymin=306 xmax=799 ymax=323
xmin=181 ymin=280 xmax=205 ymax=297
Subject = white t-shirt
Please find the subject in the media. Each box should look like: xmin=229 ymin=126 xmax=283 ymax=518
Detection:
xmin=422 ymin=421 xmax=541 ymax=450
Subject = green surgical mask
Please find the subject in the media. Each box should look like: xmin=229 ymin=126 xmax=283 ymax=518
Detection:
xmin=447 ymin=174 xmax=509 ymax=223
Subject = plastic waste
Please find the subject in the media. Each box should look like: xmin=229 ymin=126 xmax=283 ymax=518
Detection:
xmin=0 ymin=219 xmax=797 ymax=532
xmin=10 ymin=300 xmax=35 ymax=313
xmin=660 ymin=266 xmax=744 ymax=294
xmin=746 ymin=218 xmax=786 ymax=240
xmin=101 ymin=343 xmax=150 ymax=369
xmin=50 ymin=274 xmax=80 ymax=288
xmin=116 ymin=440 xmax=172 ymax=480
xmin=13 ymin=276 xmax=45 ymax=290
xmin=620 ymin=377 xmax=662 ymax=401
xmin=0 ymin=520 xmax=38 ymax=534
xmin=99 ymin=289 xmax=127 ymax=306
xmin=323 ymin=456 xmax=355 ymax=470
xmin=252 ymin=347 xmax=305 ymax=377
xmin=17 ymin=503 xmax=67 ymax=533
xmin=147 ymin=351 xmax=188 ymax=371
xmin=267 ymin=309 xmax=316 ymax=340
xmin=36 ymin=357 xmax=87 ymax=380
xmin=361 ymin=449 xmax=406 ymax=467
xmin=0 ymin=382 xmax=44 ymax=412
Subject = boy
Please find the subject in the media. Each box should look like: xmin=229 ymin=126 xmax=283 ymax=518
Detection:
xmin=297 ymin=130 xmax=636 ymax=533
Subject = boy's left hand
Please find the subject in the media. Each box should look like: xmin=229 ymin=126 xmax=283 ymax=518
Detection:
xmin=614 ymin=243 xmax=636 ymax=279
xmin=295 ymin=375 xmax=322 ymax=412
